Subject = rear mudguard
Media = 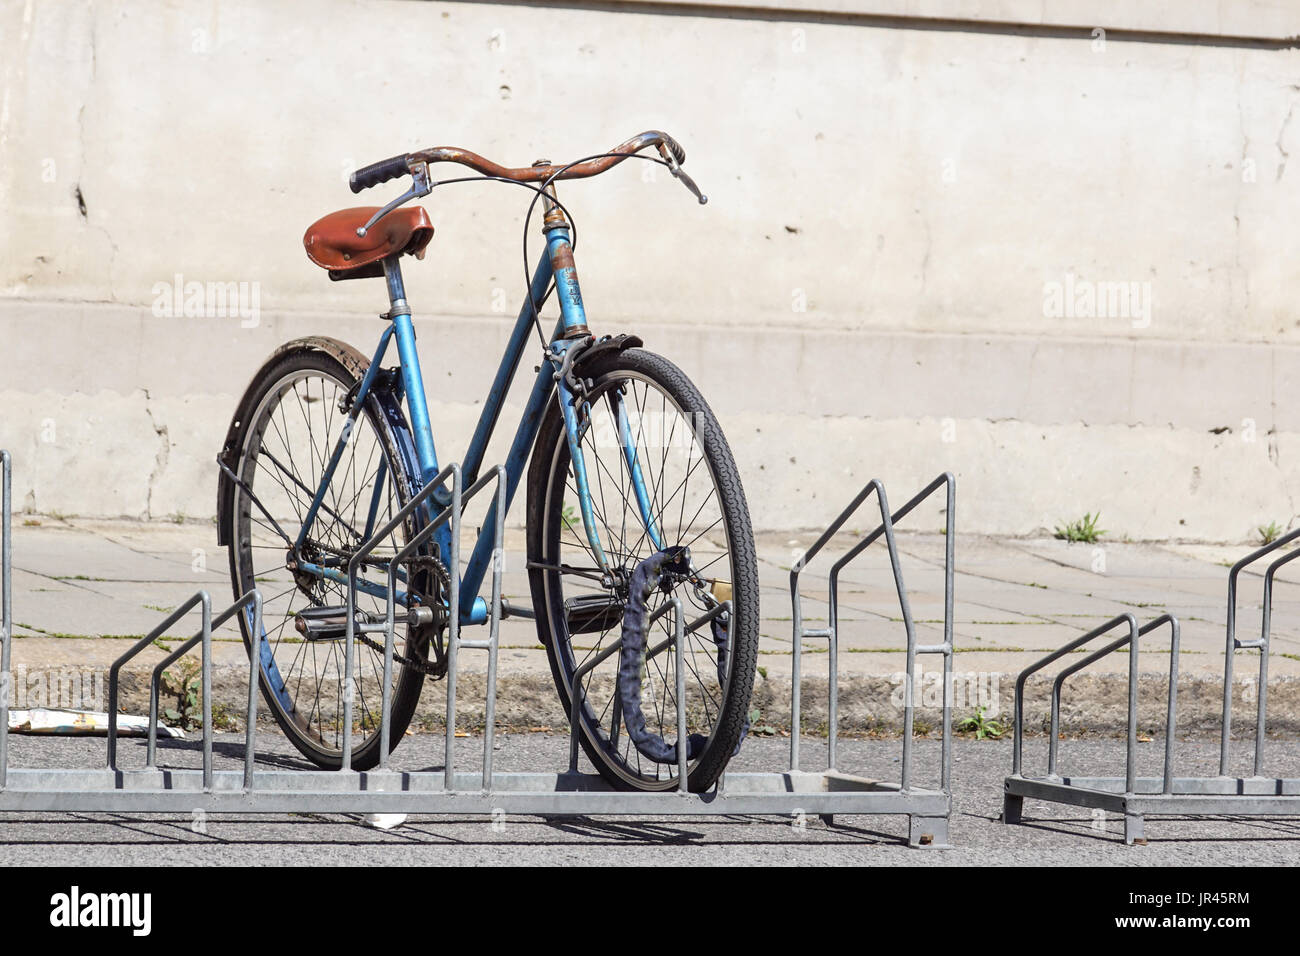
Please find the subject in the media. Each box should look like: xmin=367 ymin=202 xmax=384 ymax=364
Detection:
xmin=215 ymin=336 xmax=421 ymax=548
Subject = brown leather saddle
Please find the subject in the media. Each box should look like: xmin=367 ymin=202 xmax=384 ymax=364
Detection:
xmin=302 ymin=206 xmax=434 ymax=279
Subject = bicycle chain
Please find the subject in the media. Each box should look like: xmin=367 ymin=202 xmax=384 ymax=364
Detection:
xmin=354 ymin=553 xmax=451 ymax=679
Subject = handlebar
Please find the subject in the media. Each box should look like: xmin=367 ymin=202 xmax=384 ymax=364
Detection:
xmin=350 ymin=153 xmax=410 ymax=193
xmin=411 ymin=130 xmax=686 ymax=183
xmin=349 ymin=130 xmax=704 ymax=202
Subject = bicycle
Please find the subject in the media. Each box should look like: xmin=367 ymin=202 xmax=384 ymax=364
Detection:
xmin=215 ymin=131 xmax=758 ymax=792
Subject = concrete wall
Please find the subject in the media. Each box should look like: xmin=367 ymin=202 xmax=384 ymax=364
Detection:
xmin=2 ymin=0 xmax=1299 ymax=540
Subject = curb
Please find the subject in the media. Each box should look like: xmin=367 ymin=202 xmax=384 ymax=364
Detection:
xmin=16 ymin=666 xmax=1296 ymax=738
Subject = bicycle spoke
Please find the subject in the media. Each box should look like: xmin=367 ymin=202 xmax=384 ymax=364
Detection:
xmin=231 ymin=363 xmax=421 ymax=767
xmin=544 ymin=361 xmax=746 ymax=790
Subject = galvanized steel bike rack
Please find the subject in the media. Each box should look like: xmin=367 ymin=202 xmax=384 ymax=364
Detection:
xmin=1003 ymin=529 xmax=1300 ymax=844
xmin=0 ymin=451 xmax=953 ymax=847
xmin=789 ymin=472 xmax=957 ymax=846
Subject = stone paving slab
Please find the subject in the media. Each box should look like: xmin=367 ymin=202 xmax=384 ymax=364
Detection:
xmin=3 ymin=518 xmax=1300 ymax=734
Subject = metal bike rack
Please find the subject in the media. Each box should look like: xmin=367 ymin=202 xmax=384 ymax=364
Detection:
xmin=788 ymin=473 xmax=956 ymax=845
xmin=1003 ymin=529 xmax=1300 ymax=844
xmin=0 ymin=450 xmax=953 ymax=847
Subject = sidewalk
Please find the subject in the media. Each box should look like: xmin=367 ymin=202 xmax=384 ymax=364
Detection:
xmin=5 ymin=517 xmax=1300 ymax=735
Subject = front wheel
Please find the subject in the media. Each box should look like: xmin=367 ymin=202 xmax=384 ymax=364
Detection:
xmin=526 ymin=347 xmax=759 ymax=792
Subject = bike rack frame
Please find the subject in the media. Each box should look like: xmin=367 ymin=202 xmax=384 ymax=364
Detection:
xmin=789 ymin=472 xmax=956 ymax=844
xmin=0 ymin=450 xmax=953 ymax=848
xmin=1003 ymin=530 xmax=1300 ymax=844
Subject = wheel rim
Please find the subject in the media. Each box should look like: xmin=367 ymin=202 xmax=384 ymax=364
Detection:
xmin=542 ymin=369 xmax=739 ymax=788
xmin=231 ymin=364 xmax=416 ymax=761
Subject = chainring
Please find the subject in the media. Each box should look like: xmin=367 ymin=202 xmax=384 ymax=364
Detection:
xmin=356 ymin=553 xmax=453 ymax=679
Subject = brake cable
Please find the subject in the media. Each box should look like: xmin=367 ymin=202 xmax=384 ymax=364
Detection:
xmin=518 ymin=152 xmax=675 ymax=350
xmin=416 ymin=151 xmax=676 ymax=351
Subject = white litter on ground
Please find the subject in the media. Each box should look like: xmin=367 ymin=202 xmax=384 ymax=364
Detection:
xmin=5 ymin=708 xmax=185 ymax=738
xmin=363 ymin=813 xmax=408 ymax=830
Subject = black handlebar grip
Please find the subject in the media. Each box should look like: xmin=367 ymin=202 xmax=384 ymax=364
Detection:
xmin=659 ymin=132 xmax=686 ymax=166
xmin=349 ymin=153 xmax=411 ymax=194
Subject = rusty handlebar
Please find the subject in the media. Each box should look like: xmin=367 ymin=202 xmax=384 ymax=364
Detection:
xmin=350 ymin=130 xmax=699 ymax=198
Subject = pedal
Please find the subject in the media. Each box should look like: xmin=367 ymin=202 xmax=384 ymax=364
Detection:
xmin=294 ymin=604 xmax=434 ymax=641
xmin=564 ymin=593 xmax=624 ymax=635
xmin=295 ymin=606 xmax=367 ymax=641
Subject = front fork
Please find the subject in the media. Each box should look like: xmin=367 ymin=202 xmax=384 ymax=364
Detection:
xmin=543 ymin=198 xmax=663 ymax=581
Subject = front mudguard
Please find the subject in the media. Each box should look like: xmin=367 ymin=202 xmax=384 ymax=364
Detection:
xmin=569 ymin=333 xmax=643 ymax=379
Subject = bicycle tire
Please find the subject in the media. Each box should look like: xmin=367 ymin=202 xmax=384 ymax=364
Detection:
xmin=220 ymin=339 xmax=432 ymax=770
xmin=526 ymin=347 xmax=759 ymax=792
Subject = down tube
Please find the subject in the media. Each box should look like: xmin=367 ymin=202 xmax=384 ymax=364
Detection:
xmin=459 ymin=331 xmax=560 ymax=616
xmin=461 ymin=250 xmax=554 ymax=487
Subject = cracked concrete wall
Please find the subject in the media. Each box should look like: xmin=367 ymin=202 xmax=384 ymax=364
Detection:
xmin=1 ymin=0 xmax=1299 ymax=539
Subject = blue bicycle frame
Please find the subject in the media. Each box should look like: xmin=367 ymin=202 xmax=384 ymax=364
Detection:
xmin=291 ymin=207 xmax=663 ymax=624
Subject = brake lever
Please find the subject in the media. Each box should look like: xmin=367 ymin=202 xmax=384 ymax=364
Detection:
xmin=356 ymin=161 xmax=433 ymax=237
xmin=657 ymin=144 xmax=708 ymax=205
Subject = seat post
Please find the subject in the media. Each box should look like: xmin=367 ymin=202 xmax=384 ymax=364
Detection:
xmin=380 ymin=252 xmax=439 ymax=489
xmin=382 ymin=255 xmax=410 ymax=317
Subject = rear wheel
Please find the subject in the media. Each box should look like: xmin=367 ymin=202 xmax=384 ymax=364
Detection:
xmin=526 ymin=348 xmax=759 ymax=792
xmin=222 ymin=343 xmax=437 ymax=770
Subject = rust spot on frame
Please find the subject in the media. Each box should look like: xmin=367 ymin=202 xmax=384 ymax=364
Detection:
xmin=550 ymin=242 xmax=575 ymax=274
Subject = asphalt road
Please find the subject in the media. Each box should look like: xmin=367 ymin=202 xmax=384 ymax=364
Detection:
xmin=1 ymin=731 xmax=1297 ymax=865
